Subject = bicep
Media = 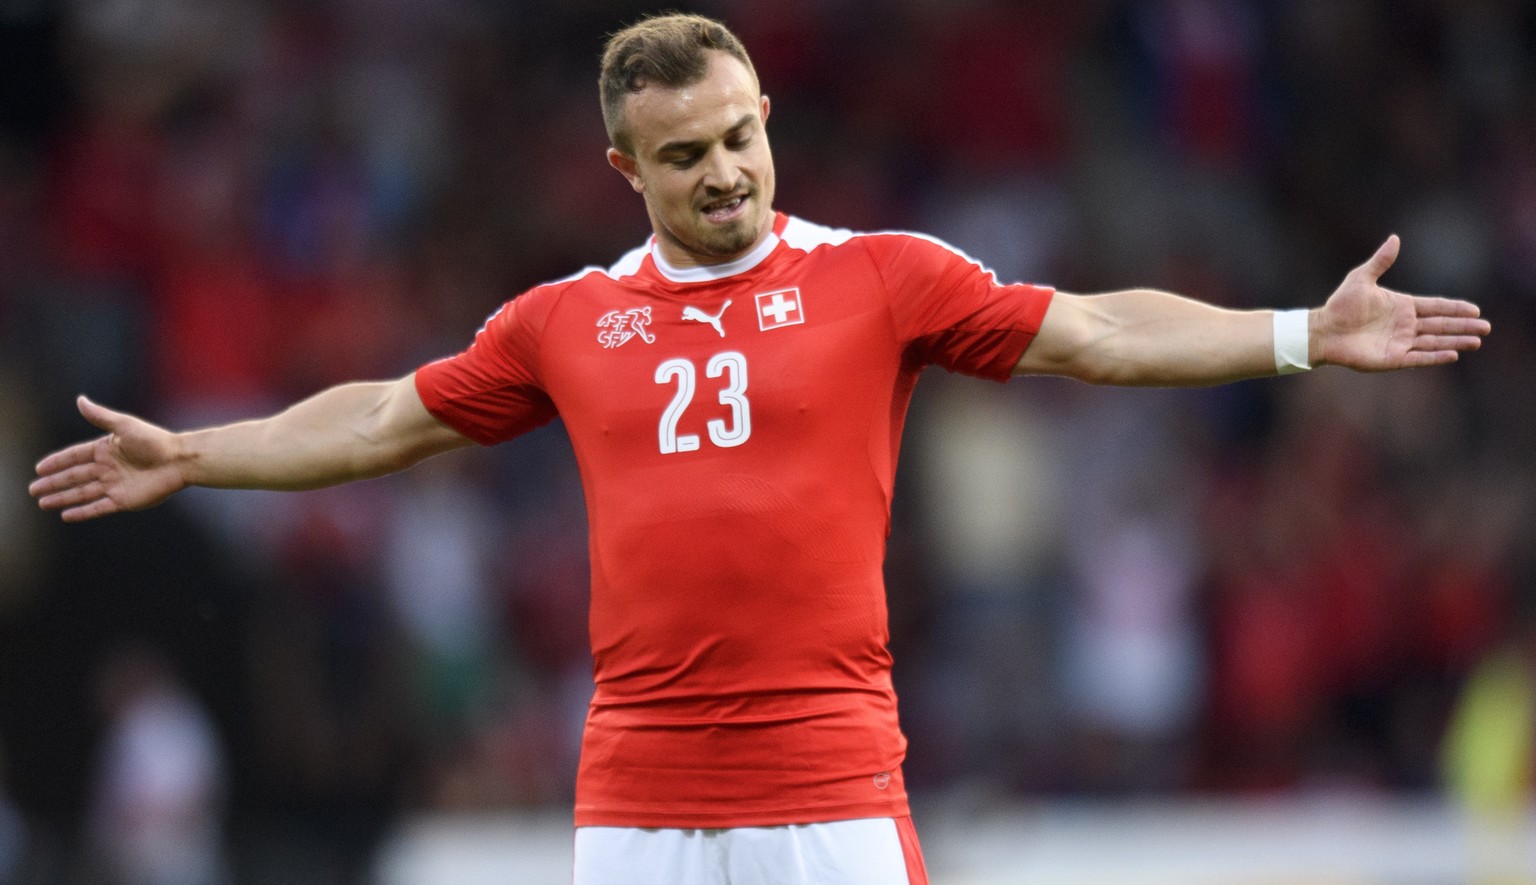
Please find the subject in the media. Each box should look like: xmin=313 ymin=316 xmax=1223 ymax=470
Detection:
xmin=1012 ymin=292 xmax=1107 ymax=380
xmin=378 ymin=374 xmax=477 ymax=466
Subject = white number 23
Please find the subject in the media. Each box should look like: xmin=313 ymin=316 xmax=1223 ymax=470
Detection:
xmin=655 ymin=352 xmax=751 ymax=454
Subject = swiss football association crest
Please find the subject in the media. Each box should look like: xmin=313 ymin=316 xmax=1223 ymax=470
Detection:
xmin=596 ymin=307 xmax=656 ymax=348
xmin=755 ymin=288 xmax=804 ymax=331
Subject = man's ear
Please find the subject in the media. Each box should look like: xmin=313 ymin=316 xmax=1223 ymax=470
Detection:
xmin=760 ymin=93 xmax=770 ymax=125
xmin=607 ymin=148 xmax=644 ymax=194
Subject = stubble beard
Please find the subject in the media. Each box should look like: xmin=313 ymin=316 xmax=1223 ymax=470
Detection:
xmin=696 ymin=214 xmax=760 ymax=258
xmin=675 ymin=189 xmax=767 ymax=264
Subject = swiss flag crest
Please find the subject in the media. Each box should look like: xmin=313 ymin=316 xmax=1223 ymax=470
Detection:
xmin=755 ymin=288 xmax=805 ymax=331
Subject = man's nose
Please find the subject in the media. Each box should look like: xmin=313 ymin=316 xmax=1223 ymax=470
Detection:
xmin=700 ymin=146 xmax=738 ymax=192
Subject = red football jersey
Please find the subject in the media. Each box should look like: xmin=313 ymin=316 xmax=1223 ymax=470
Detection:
xmin=415 ymin=213 xmax=1054 ymax=827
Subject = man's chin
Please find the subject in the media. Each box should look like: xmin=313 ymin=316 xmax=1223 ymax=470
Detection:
xmin=659 ymin=214 xmax=770 ymax=266
xmin=694 ymin=219 xmax=765 ymax=260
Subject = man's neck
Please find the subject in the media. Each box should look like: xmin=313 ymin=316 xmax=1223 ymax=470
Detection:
xmin=650 ymin=223 xmax=781 ymax=283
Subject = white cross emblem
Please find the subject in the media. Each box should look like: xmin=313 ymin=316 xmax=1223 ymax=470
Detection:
xmin=755 ymin=288 xmax=804 ymax=331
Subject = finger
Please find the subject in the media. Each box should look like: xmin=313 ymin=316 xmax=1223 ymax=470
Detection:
xmin=1415 ymin=315 xmax=1492 ymax=336
xmin=1356 ymin=234 xmax=1400 ymax=282
xmin=34 ymin=438 xmax=106 ymax=476
xmin=61 ymin=496 xmax=124 ymax=523
xmin=1399 ymin=350 xmax=1461 ymax=368
xmin=1413 ymin=334 xmax=1485 ymax=353
xmin=1410 ymin=295 xmax=1482 ymax=319
xmin=29 ymin=462 xmax=106 ymax=499
xmin=36 ymin=481 xmax=108 ymax=512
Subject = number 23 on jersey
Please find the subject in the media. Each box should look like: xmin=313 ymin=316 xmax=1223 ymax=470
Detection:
xmin=654 ymin=351 xmax=751 ymax=454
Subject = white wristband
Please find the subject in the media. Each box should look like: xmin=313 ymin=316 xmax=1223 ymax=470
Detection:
xmin=1273 ymin=309 xmax=1311 ymax=375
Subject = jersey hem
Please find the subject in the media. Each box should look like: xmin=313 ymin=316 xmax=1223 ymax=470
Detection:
xmin=412 ymin=367 xmax=515 ymax=447
xmin=573 ymin=795 xmax=912 ymax=830
xmin=978 ymin=287 xmax=1056 ymax=381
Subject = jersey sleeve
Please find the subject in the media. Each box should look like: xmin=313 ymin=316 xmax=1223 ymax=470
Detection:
xmin=414 ymin=286 xmax=560 ymax=446
xmin=869 ymin=233 xmax=1055 ymax=381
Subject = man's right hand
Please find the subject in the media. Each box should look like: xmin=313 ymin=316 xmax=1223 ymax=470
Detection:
xmin=30 ymin=396 xmax=188 ymax=522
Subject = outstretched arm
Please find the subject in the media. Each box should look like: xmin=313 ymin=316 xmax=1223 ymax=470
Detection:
xmin=1015 ymin=235 xmax=1490 ymax=385
xmin=30 ymin=374 xmax=472 ymax=522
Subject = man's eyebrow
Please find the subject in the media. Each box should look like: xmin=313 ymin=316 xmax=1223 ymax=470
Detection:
xmin=655 ymin=113 xmax=756 ymax=156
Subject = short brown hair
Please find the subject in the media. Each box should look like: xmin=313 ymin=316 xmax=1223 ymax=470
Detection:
xmin=599 ymin=13 xmax=757 ymax=155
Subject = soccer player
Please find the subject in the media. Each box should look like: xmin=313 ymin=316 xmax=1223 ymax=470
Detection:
xmin=31 ymin=13 xmax=1489 ymax=885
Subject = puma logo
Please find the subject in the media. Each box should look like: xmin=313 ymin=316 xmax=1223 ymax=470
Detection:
xmin=682 ymin=300 xmax=731 ymax=337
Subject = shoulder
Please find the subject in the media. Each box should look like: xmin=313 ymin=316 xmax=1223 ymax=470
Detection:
xmin=778 ymin=215 xmax=989 ymax=274
xmin=536 ymin=241 xmax=652 ymax=294
xmin=779 ymin=216 xmax=859 ymax=252
xmin=492 ymin=241 xmax=654 ymax=321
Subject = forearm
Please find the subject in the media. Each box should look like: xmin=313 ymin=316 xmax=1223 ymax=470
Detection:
xmin=1018 ymin=289 xmax=1295 ymax=386
xmin=179 ymin=378 xmax=461 ymax=490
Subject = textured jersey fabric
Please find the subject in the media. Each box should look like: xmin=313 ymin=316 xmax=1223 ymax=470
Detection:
xmin=415 ymin=212 xmax=1054 ymax=827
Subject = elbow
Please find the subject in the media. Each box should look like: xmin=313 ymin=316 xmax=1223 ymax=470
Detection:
xmin=361 ymin=443 xmax=413 ymax=478
xmin=351 ymin=409 xmax=415 ymax=479
xmin=1066 ymin=358 xmax=1122 ymax=386
xmin=1017 ymin=350 xmax=1126 ymax=386
xmin=353 ymin=422 xmax=421 ymax=479
xmin=1046 ymin=346 xmax=1133 ymax=386
xmin=1050 ymin=344 xmax=1187 ymax=387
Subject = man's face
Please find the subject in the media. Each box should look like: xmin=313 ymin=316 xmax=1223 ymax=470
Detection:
xmin=608 ymin=52 xmax=776 ymax=268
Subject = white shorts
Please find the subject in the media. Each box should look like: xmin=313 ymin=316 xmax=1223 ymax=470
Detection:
xmin=573 ymin=816 xmax=928 ymax=885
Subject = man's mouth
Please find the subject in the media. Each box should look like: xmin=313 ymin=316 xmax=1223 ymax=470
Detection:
xmin=700 ymin=193 xmax=749 ymax=223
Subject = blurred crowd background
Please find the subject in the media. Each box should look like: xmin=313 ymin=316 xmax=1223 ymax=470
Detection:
xmin=1 ymin=0 xmax=1534 ymax=882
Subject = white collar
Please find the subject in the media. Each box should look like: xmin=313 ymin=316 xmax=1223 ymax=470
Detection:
xmin=650 ymin=232 xmax=781 ymax=283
